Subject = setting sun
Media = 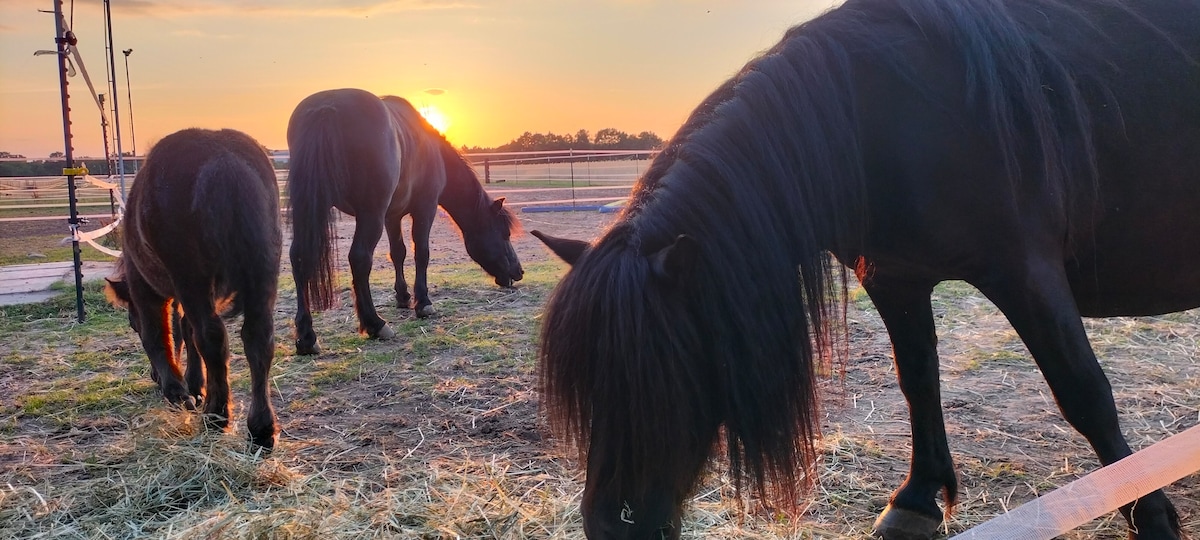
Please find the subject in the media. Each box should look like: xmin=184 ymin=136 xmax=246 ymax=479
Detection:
xmin=419 ymin=105 xmax=450 ymax=135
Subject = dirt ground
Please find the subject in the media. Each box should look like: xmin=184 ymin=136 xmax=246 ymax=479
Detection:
xmin=2 ymin=184 xmax=1198 ymax=538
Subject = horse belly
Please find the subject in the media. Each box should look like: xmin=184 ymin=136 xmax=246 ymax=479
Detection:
xmin=1069 ymin=197 xmax=1200 ymax=317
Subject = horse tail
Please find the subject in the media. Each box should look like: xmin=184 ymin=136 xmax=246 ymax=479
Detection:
xmin=193 ymin=130 xmax=282 ymax=312
xmin=286 ymin=106 xmax=342 ymax=311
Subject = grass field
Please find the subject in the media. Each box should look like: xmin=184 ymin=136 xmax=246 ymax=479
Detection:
xmin=1 ymin=210 xmax=1198 ymax=539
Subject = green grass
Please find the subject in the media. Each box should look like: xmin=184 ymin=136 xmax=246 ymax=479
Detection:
xmin=0 ymin=280 xmax=125 ymax=332
xmin=0 ymin=234 xmax=118 ymax=265
xmin=19 ymin=372 xmax=156 ymax=424
xmin=0 ymin=203 xmax=120 ymax=220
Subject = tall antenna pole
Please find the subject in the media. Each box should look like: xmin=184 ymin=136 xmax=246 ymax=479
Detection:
xmin=98 ymin=93 xmax=113 ymax=174
xmin=122 ymin=48 xmax=136 ymax=160
xmin=53 ymin=0 xmax=87 ymax=322
xmin=102 ymin=0 xmax=126 ymax=196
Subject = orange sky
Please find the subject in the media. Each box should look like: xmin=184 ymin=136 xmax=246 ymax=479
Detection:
xmin=0 ymin=1 xmax=832 ymax=159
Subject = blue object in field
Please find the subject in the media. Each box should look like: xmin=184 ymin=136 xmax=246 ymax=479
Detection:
xmin=520 ymin=205 xmax=605 ymax=213
xmin=598 ymin=200 xmax=627 ymax=213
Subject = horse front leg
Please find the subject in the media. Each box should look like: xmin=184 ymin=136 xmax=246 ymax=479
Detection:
xmin=385 ymin=214 xmax=412 ymax=309
xmin=349 ymin=218 xmax=394 ymax=339
xmin=863 ymin=277 xmax=956 ymax=540
xmin=129 ymin=276 xmax=196 ymax=410
xmin=976 ymin=260 xmax=1181 ymax=540
xmin=178 ymin=311 xmax=205 ymax=404
xmin=410 ymin=209 xmax=436 ymax=318
xmin=290 ymin=241 xmax=321 ymax=355
xmin=239 ymin=288 xmax=278 ymax=449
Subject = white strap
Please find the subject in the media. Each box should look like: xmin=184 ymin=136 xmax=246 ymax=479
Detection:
xmin=951 ymin=423 xmax=1200 ymax=539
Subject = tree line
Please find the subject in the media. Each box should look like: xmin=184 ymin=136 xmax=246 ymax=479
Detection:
xmin=460 ymin=128 xmax=664 ymax=153
xmin=0 ymin=127 xmax=665 ymax=176
xmin=0 ymin=151 xmax=140 ymax=177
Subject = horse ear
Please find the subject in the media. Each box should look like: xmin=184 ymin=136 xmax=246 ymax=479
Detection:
xmin=649 ymin=234 xmax=698 ymax=281
xmin=103 ymin=277 xmax=131 ymax=308
xmin=531 ymin=230 xmax=589 ymax=266
xmin=491 ymin=197 xmax=506 ymax=213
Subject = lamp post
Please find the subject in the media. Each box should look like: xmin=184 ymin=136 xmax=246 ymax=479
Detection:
xmin=121 ymin=48 xmax=136 ymax=161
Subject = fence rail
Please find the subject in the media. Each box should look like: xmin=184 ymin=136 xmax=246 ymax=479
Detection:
xmin=0 ymin=150 xmax=651 ymax=220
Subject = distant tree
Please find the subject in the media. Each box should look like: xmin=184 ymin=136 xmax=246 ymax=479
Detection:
xmin=462 ymin=128 xmax=663 ymax=153
xmin=49 ymin=151 xmax=64 ymax=159
xmin=0 ymin=151 xmax=26 ymax=159
xmin=574 ymin=129 xmax=591 ymax=148
xmin=634 ymin=131 xmax=664 ymax=150
xmin=593 ymin=128 xmax=630 ymax=149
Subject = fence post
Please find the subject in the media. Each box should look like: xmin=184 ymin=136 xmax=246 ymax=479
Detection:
xmin=484 ymin=158 xmax=491 ymax=184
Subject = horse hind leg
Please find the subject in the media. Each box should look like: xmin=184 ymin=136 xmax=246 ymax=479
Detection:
xmin=863 ymin=277 xmax=956 ymax=540
xmin=385 ymin=214 xmax=412 ymax=309
xmin=178 ymin=292 xmax=234 ymax=433
xmin=349 ymin=217 xmax=395 ymax=339
xmin=239 ymin=287 xmax=278 ymax=449
xmin=976 ymin=260 xmax=1180 ymax=540
xmin=290 ymin=241 xmax=321 ymax=355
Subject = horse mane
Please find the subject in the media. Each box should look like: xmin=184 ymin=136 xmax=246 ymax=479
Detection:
xmin=541 ymin=0 xmax=1140 ymax=509
xmin=434 ymin=142 xmax=522 ymax=235
xmin=381 ymin=96 xmax=448 ymax=194
xmin=380 ymin=95 xmax=522 ymax=235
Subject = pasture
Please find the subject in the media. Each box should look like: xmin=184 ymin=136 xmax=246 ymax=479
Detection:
xmin=1 ymin=207 xmax=1197 ymax=538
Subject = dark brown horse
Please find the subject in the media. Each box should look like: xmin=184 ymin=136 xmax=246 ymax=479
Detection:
xmin=286 ymin=88 xmax=523 ymax=355
xmin=105 ymin=128 xmax=282 ymax=449
xmin=533 ymin=0 xmax=1200 ymax=537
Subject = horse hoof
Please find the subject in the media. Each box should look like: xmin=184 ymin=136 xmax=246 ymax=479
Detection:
xmin=203 ymin=414 xmax=230 ymax=432
xmin=374 ymin=324 xmax=397 ymax=340
xmin=416 ymin=305 xmax=436 ymax=318
xmin=295 ymin=340 xmax=321 ymax=356
xmin=872 ymin=505 xmax=941 ymax=540
xmin=249 ymin=432 xmax=277 ymax=451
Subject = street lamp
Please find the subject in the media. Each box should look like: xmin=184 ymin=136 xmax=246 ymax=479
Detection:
xmin=121 ymin=48 xmax=136 ymax=158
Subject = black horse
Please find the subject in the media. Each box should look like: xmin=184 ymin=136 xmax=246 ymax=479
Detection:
xmin=533 ymin=0 xmax=1200 ymax=537
xmin=287 ymin=88 xmax=523 ymax=355
xmin=104 ymin=128 xmax=282 ymax=449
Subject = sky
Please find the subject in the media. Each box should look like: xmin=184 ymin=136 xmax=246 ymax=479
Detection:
xmin=0 ymin=0 xmax=835 ymax=159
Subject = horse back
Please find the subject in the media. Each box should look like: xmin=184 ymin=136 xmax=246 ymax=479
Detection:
xmin=124 ymin=128 xmax=282 ymax=306
xmin=287 ymin=88 xmax=404 ymax=216
xmin=848 ymin=0 xmax=1200 ymax=316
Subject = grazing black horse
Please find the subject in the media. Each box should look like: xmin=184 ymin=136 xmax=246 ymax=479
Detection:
xmin=287 ymin=88 xmax=523 ymax=355
xmin=104 ymin=128 xmax=282 ymax=449
xmin=533 ymin=0 xmax=1200 ymax=537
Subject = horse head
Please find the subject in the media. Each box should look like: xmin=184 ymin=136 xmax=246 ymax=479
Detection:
xmin=102 ymin=264 xmax=144 ymax=336
xmin=464 ymin=197 xmax=524 ymax=287
xmin=533 ymin=228 xmax=718 ymax=540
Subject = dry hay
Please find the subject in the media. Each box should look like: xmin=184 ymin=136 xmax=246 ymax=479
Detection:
xmin=2 ymin=209 xmax=1199 ymax=538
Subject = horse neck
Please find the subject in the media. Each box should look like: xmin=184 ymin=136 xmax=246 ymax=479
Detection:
xmin=435 ymin=148 xmax=491 ymax=232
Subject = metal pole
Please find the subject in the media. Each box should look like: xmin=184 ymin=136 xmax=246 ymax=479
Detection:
xmin=569 ymin=149 xmax=576 ymax=207
xmin=98 ymin=93 xmax=113 ymax=175
xmin=53 ymin=0 xmax=86 ymax=322
xmin=103 ymin=0 xmax=126 ymax=196
xmin=122 ymin=48 xmax=135 ymax=161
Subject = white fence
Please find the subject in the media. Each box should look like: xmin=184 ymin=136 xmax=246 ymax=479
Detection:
xmin=0 ymin=149 xmax=655 ymax=219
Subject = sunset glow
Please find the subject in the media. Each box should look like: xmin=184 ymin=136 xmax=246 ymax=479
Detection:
xmin=419 ymin=105 xmax=450 ymax=136
xmin=0 ymin=1 xmax=827 ymax=158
